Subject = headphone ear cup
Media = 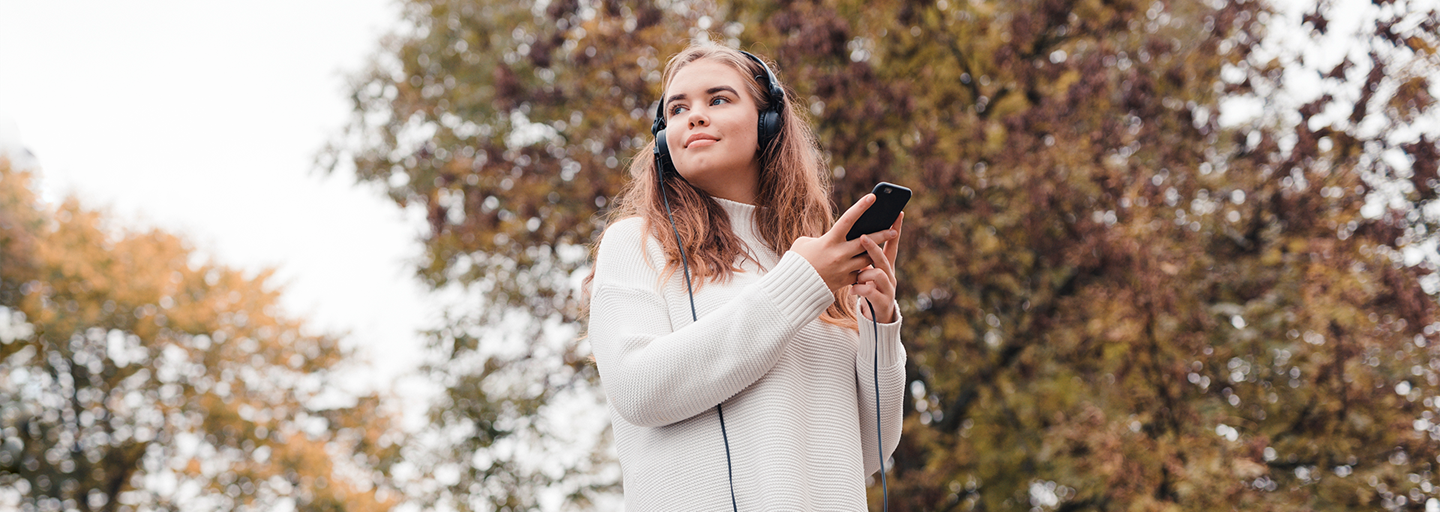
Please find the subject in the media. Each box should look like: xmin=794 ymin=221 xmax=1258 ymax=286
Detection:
xmin=654 ymin=128 xmax=676 ymax=175
xmin=757 ymin=110 xmax=780 ymax=149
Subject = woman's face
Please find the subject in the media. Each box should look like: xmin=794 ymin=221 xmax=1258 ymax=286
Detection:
xmin=662 ymin=58 xmax=762 ymax=203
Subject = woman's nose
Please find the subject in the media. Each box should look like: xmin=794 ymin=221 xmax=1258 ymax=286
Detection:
xmin=688 ymin=110 xmax=709 ymax=128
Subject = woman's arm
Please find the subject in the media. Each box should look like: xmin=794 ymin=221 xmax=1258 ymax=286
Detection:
xmin=589 ymin=218 xmax=835 ymax=428
xmin=855 ymin=300 xmax=906 ymax=477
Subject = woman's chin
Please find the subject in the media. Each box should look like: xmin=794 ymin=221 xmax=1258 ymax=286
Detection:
xmin=678 ymin=162 xmax=724 ymax=180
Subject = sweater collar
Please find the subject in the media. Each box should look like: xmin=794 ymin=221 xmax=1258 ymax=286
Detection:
xmin=713 ymin=196 xmax=762 ymax=245
xmin=713 ymin=196 xmax=756 ymax=226
xmin=712 ymin=196 xmax=779 ymax=266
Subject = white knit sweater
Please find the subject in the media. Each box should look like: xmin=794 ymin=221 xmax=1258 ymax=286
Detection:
xmin=588 ymin=198 xmax=906 ymax=511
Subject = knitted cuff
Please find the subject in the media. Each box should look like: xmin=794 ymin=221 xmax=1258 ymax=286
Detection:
xmin=858 ymin=299 xmax=905 ymax=368
xmin=758 ymin=251 xmax=836 ymax=331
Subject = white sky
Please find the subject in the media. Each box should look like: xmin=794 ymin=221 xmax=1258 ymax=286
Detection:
xmin=0 ymin=0 xmax=440 ymax=412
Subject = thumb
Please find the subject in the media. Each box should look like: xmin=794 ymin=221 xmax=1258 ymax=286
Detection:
xmin=830 ymin=193 xmax=874 ymax=241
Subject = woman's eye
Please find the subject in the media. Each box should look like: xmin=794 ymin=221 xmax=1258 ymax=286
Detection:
xmin=668 ymin=97 xmax=727 ymax=117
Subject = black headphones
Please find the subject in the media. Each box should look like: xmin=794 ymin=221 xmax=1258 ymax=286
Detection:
xmin=652 ymin=50 xmax=785 ymax=177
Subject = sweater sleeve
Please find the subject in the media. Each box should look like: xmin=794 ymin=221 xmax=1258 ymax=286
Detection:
xmin=589 ymin=218 xmax=836 ymax=428
xmin=855 ymin=297 xmax=906 ymax=477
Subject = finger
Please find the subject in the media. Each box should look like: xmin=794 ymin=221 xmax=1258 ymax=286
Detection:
xmin=860 ymin=233 xmax=898 ymax=284
xmin=882 ymin=212 xmax=904 ymax=268
xmin=852 ymin=273 xmax=883 ymax=295
xmin=846 ymin=225 xmax=897 ymax=255
xmin=860 ymin=233 xmax=889 ymax=273
xmin=829 ymin=194 xmax=875 ymax=241
xmin=847 ymin=234 xmax=890 ymax=271
xmin=851 ymin=280 xmax=888 ymax=311
xmin=855 ymin=267 xmax=893 ymax=295
xmin=844 ymin=252 xmax=875 ymax=274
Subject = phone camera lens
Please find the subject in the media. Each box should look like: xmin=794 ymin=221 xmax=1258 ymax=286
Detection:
xmin=884 ymin=189 xmax=891 ymax=194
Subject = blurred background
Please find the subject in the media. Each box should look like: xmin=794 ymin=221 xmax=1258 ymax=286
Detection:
xmin=2 ymin=0 xmax=1439 ymax=510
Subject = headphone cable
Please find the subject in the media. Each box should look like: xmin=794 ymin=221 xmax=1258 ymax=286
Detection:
xmin=659 ymin=171 xmax=739 ymax=512
xmin=866 ymin=298 xmax=889 ymax=512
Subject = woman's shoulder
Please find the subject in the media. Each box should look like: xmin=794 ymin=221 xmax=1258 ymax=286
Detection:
xmin=598 ymin=216 xmax=653 ymax=250
xmin=595 ymin=216 xmax=663 ymax=275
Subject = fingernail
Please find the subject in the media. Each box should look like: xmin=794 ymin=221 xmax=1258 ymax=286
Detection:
xmin=888 ymin=230 xmax=897 ymax=237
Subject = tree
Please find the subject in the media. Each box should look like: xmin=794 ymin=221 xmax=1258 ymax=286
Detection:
xmin=332 ymin=0 xmax=1439 ymax=509
xmin=325 ymin=1 xmax=696 ymax=508
xmin=0 ymin=160 xmax=405 ymax=511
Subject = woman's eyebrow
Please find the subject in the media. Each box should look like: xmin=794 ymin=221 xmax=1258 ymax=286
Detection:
xmin=706 ymin=85 xmax=739 ymax=96
xmin=664 ymin=86 xmax=741 ymax=109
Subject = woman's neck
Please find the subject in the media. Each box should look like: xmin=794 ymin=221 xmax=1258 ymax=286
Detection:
xmin=707 ymin=188 xmax=758 ymax=205
xmin=687 ymin=162 xmax=760 ymax=205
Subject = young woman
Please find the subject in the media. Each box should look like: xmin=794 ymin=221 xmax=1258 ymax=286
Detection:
xmin=587 ymin=43 xmax=906 ymax=510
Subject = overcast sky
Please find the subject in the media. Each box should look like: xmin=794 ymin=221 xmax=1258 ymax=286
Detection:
xmin=0 ymin=0 xmax=440 ymax=412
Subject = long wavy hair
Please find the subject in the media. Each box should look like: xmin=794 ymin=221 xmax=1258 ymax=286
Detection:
xmin=586 ymin=43 xmax=858 ymax=329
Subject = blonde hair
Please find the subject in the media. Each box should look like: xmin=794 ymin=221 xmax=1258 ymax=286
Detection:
xmin=587 ymin=42 xmax=858 ymax=329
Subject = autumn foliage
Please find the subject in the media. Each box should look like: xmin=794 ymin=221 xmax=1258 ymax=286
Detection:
xmin=329 ymin=0 xmax=1440 ymax=509
xmin=0 ymin=160 xmax=404 ymax=511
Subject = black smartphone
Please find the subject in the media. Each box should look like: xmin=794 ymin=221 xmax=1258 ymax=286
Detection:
xmin=845 ymin=182 xmax=911 ymax=241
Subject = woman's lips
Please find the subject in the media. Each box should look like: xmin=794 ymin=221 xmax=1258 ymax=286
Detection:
xmin=687 ymin=139 xmax=718 ymax=148
xmin=685 ymin=133 xmax=719 ymax=148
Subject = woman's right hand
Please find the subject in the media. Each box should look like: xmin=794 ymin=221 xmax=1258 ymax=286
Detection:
xmin=790 ymin=194 xmax=898 ymax=293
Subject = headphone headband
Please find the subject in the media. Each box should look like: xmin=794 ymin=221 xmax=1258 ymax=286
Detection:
xmin=741 ymin=51 xmax=785 ymax=123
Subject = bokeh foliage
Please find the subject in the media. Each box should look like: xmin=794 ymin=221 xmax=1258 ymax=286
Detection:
xmin=0 ymin=161 xmax=404 ymax=511
xmin=332 ymin=0 xmax=1440 ymax=509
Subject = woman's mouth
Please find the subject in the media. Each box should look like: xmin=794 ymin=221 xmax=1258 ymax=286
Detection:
xmin=685 ymin=133 xmax=719 ymax=148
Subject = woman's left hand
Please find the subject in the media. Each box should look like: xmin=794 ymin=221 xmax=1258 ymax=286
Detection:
xmin=853 ymin=212 xmax=904 ymax=323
